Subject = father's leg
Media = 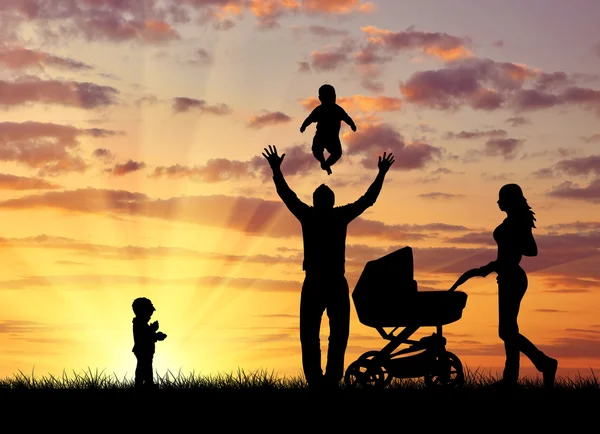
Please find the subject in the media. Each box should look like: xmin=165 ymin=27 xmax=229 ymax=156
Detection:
xmin=323 ymin=276 xmax=350 ymax=386
xmin=300 ymin=274 xmax=327 ymax=388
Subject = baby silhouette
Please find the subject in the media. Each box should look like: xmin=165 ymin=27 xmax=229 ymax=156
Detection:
xmin=300 ymin=84 xmax=356 ymax=175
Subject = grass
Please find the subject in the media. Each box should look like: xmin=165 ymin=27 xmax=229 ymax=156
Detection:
xmin=1 ymin=366 xmax=599 ymax=400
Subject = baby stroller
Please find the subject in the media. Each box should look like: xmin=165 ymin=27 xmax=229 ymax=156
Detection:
xmin=344 ymin=246 xmax=468 ymax=389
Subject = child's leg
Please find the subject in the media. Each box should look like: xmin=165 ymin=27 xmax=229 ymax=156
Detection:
xmin=145 ymin=355 xmax=154 ymax=386
xmin=312 ymin=136 xmax=326 ymax=164
xmin=134 ymin=354 xmax=144 ymax=388
xmin=325 ymin=138 xmax=342 ymax=168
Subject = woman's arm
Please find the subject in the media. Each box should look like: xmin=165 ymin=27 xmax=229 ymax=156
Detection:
xmin=449 ymin=266 xmax=489 ymax=291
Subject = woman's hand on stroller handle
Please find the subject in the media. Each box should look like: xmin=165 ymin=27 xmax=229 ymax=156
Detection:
xmin=449 ymin=267 xmax=487 ymax=291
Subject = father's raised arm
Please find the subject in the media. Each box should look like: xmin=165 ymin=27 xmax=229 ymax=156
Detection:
xmin=262 ymin=145 xmax=309 ymax=220
xmin=340 ymin=152 xmax=395 ymax=222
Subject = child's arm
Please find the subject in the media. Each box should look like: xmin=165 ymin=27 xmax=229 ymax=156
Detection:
xmin=300 ymin=107 xmax=319 ymax=132
xmin=339 ymin=106 xmax=356 ymax=131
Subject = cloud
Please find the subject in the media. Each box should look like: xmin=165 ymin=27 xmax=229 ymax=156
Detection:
xmin=308 ymin=37 xmax=355 ymax=71
xmin=91 ymin=148 xmax=115 ymax=164
xmin=445 ymin=229 xmax=600 ymax=279
xmin=538 ymin=155 xmax=600 ymax=178
xmin=0 ymin=173 xmax=62 ymax=190
xmin=0 ymin=273 xmax=303 ymax=292
xmin=483 ymin=138 xmax=524 ymax=160
xmin=342 ymin=122 xmax=443 ymax=170
xmin=300 ymin=94 xmax=402 ymax=113
xmin=77 ymin=17 xmax=180 ymax=44
xmin=172 ymin=97 xmax=232 ymax=115
xmin=135 ymin=95 xmax=160 ymax=107
xmin=546 ymin=179 xmax=600 ymax=204
xmin=418 ymin=192 xmax=464 ymax=200
xmin=0 ymin=233 xmax=301 ymax=266
xmin=540 ymin=276 xmax=600 ymax=294
xmin=0 ymin=121 xmax=119 ymax=176
xmin=582 ymin=134 xmax=600 ymax=144
xmin=594 ymin=42 xmax=600 ymax=58
xmin=0 ymin=320 xmax=54 ymax=334
xmin=361 ymin=26 xmax=472 ymax=61
xmin=189 ymin=0 xmax=374 ymax=31
xmin=444 ymin=129 xmax=507 ymax=140
xmin=0 ymin=188 xmax=471 ymax=243
xmin=545 ymin=221 xmax=600 ymax=232
xmin=247 ymin=111 xmax=292 ymax=129
xmin=294 ymin=25 xmax=349 ymax=38
xmin=0 ymin=77 xmax=119 ymax=109
xmin=493 ymin=40 xmax=504 ymax=48
xmin=0 ymin=2 xmax=181 ymax=45
xmin=149 ymin=144 xmax=314 ymax=183
xmin=0 ymin=45 xmax=93 ymax=71
xmin=520 ymin=147 xmax=578 ymax=161
xmin=187 ymin=48 xmax=212 ymax=66
xmin=109 ymin=159 xmax=146 ymax=176
xmin=399 ymin=57 xmax=600 ymax=116
xmin=297 ymin=61 xmax=310 ymax=73
xmin=150 ymin=158 xmax=264 ymax=183
xmin=505 ymin=116 xmax=530 ymax=127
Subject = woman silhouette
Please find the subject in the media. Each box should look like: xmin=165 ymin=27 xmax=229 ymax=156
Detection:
xmin=450 ymin=183 xmax=558 ymax=389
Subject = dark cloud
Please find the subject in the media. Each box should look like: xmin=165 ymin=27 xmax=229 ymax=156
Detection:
xmin=0 ymin=121 xmax=118 ymax=176
xmin=505 ymin=116 xmax=530 ymax=127
xmin=343 ymin=122 xmax=442 ymax=170
xmin=110 ymin=159 xmax=146 ymax=176
xmin=444 ymin=129 xmax=507 ymax=140
xmin=582 ymin=134 xmax=600 ymax=144
xmin=546 ymin=179 xmax=600 ymax=204
xmin=400 ymin=57 xmax=600 ymax=116
xmin=0 ymin=45 xmax=93 ymax=71
xmin=309 ymin=37 xmax=355 ymax=71
xmin=172 ymin=97 xmax=232 ymax=115
xmin=91 ymin=148 xmax=115 ymax=164
xmin=0 ymin=78 xmax=119 ymax=109
xmin=0 ymin=173 xmax=61 ymax=190
xmin=247 ymin=111 xmax=292 ymax=129
xmin=187 ymin=48 xmax=211 ymax=66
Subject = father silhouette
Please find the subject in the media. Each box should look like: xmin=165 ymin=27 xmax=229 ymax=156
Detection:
xmin=263 ymin=145 xmax=394 ymax=389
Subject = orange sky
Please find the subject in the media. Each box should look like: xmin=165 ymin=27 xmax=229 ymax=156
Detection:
xmin=1 ymin=0 xmax=599 ymax=381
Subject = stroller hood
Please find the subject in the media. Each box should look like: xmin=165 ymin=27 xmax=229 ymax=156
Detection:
xmin=353 ymin=246 xmax=417 ymax=324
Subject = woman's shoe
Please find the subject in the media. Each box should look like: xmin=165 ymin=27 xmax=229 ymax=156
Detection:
xmin=541 ymin=357 xmax=558 ymax=389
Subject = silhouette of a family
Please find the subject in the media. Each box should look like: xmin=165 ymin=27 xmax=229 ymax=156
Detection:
xmin=130 ymin=83 xmax=558 ymax=393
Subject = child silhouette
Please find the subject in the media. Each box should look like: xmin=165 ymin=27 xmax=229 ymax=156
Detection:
xmin=300 ymin=84 xmax=356 ymax=175
xmin=131 ymin=297 xmax=167 ymax=389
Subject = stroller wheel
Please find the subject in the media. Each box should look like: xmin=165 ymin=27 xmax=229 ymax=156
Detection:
xmin=424 ymin=351 xmax=465 ymax=388
xmin=344 ymin=351 xmax=392 ymax=389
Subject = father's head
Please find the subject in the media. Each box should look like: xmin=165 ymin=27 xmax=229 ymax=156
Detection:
xmin=313 ymin=184 xmax=335 ymax=209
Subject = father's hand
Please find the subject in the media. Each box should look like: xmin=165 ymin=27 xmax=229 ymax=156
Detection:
xmin=378 ymin=152 xmax=394 ymax=174
xmin=262 ymin=145 xmax=285 ymax=171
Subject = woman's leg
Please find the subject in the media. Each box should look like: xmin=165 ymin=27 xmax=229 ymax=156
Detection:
xmin=512 ymin=271 xmax=558 ymax=387
xmin=498 ymin=269 xmax=557 ymax=387
xmin=497 ymin=273 xmax=524 ymax=384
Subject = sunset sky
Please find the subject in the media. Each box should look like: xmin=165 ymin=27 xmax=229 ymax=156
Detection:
xmin=1 ymin=0 xmax=599 ymax=382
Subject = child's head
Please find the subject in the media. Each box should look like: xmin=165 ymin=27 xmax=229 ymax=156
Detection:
xmin=318 ymin=84 xmax=336 ymax=104
xmin=132 ymin=297 xmax=155 ymax=319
